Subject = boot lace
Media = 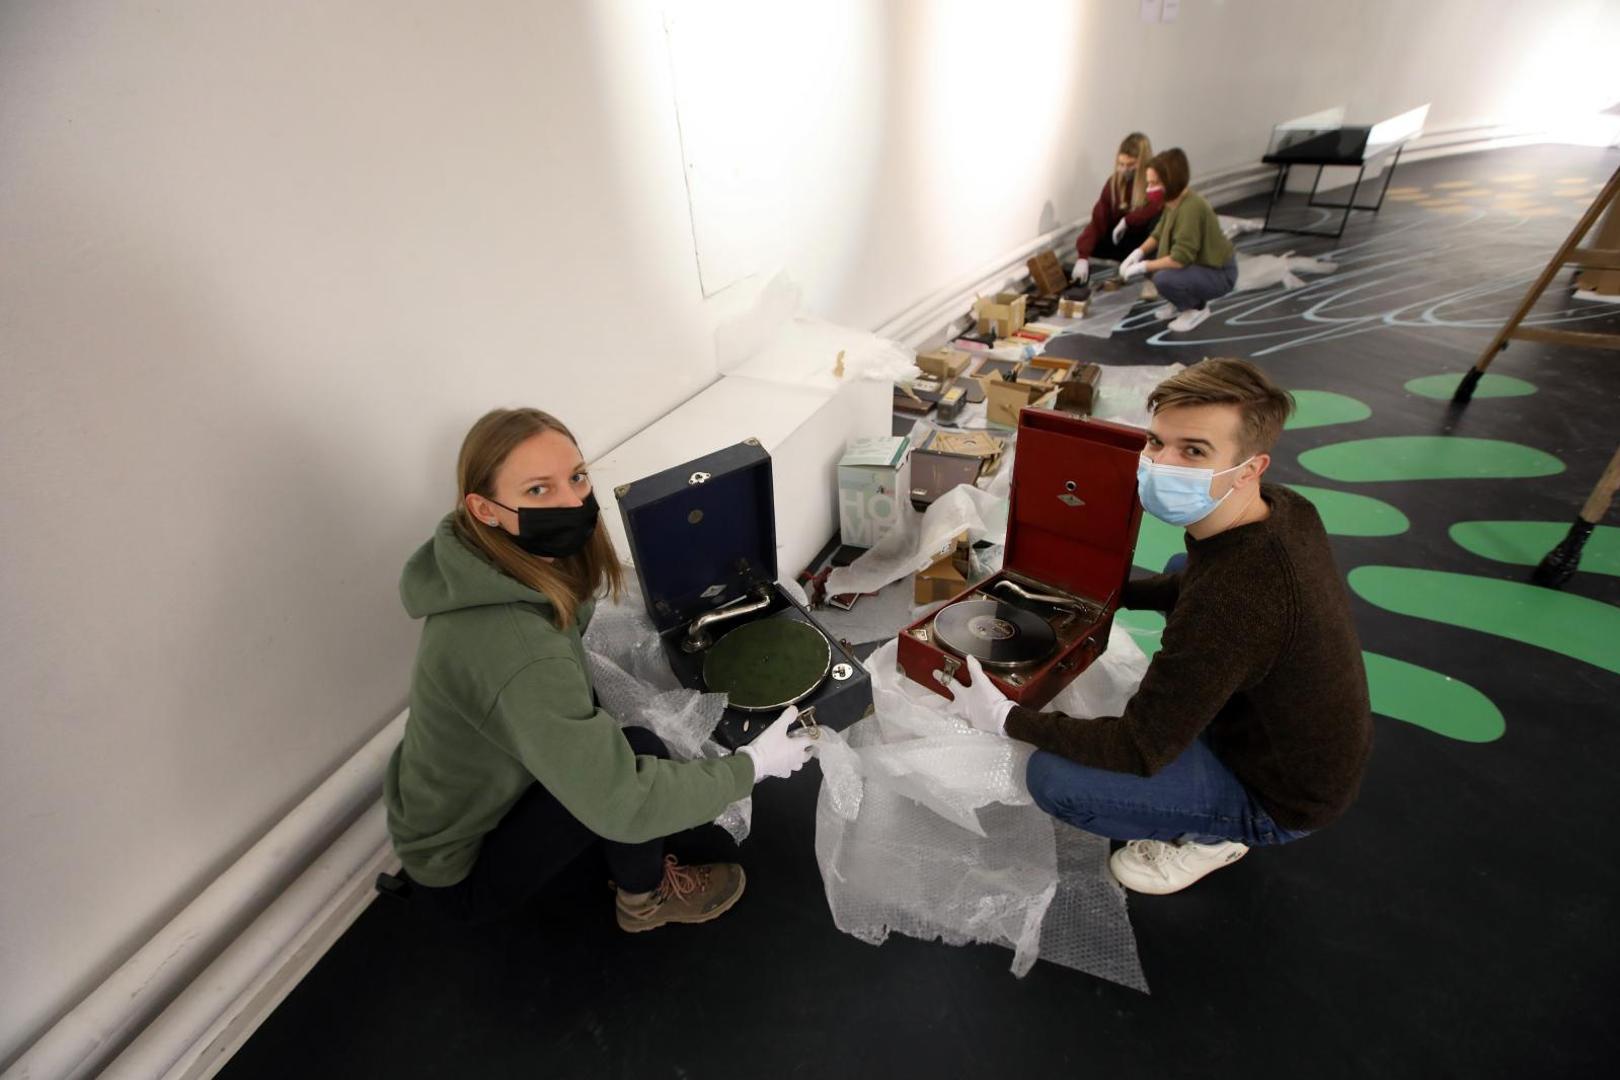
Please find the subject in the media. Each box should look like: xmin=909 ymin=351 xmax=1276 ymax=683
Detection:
xmin=655 ymin=855 xmax=709 ymax=902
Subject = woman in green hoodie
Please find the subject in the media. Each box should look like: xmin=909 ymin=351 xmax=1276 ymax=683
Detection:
xmin=1120 ymin=146 xmax=1238 ymax=335
xmin=385 ymin=408 xmax=813 ymax=932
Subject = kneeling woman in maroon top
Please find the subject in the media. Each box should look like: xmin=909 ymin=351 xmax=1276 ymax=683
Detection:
xmin=1073 ymin=131 xmax=1164 ymax=283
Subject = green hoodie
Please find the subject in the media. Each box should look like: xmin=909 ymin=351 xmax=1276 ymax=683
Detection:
xmin=384 ymin=514 xmax=755 ymax=887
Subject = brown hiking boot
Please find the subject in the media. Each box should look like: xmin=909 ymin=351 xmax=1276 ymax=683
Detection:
xmin=614 ymin=855 xmax=746 ymax=933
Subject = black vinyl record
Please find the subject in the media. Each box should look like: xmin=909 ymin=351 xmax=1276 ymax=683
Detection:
xmin=932 ymin=598 xmax=1057 ymax=670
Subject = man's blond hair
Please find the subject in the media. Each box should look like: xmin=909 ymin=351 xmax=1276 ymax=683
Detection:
xmin=1147 ymin=358 xmax=1296 ymax=458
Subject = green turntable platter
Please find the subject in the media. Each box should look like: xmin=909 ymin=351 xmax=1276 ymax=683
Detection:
xmin=703 ymin=617 xmax=832 ymax=712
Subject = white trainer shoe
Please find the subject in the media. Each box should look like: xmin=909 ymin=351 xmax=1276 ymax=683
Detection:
xmin=1109 ymin=838 xmax=1248 ymax=895
xmin=1167 ymin=306 xmax=1213 ymax=333
xmin=1152 ymin=302 xmax=1176 ymax=321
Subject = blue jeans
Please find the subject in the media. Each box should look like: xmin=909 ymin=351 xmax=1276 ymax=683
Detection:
xmin=1026 ymin=734 xmax=1310 ymax=847
xmin=1152 ymin=256 xmax=1239 ymax=312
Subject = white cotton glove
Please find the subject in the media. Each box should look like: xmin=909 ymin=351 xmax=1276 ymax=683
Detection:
xmin=1070 ymin=258 xmax=1089 ymax=284
xmin=942 ymin=654 xmax=1016 ymax=736
xmin=1112 ymin=218 xmax=1128 ymax=245
xmin=1120 ymin=248 xmax=1148 ymax=282
xmin=738 ymin=705 xmax=816 ymax=782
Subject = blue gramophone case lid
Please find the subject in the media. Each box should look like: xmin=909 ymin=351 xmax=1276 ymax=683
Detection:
xmin=613 ymin=439 xmax=780 ymax=632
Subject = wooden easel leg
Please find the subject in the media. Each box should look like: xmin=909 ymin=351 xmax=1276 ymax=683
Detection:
xmin=1532 ymin=444 xmax=1620 ymax=588
xmin=1455 ymin=168 xmax=1620 ymax=404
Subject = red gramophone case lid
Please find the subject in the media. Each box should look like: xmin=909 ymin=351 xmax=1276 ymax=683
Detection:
xmin=1003 ymin=408 xmax=1147 ymax=604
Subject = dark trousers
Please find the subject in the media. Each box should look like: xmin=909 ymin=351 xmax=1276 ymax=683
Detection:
xmin=1026 ymin=734 xmax=1310 ymax=847
xmin=1082 ymin=224 xmax=1157 ymax=264
xmin=413 ymin=727 xmax=671 ymax=923
xmin=1153 ymin=256 xmax=1239 ymax=312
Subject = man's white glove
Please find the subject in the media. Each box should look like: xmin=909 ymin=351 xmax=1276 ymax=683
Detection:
xmin=1120 ymin=248 xmax=1148 ymax=282
xmin=942 ymin=654 xmax=1015 ymax=736
xmin=738 ymin=705 xmax=816 ymax=781
xmin=1070 ymin=258 xmax=1089 ymax=284
xmin=1112 ymin=218 xmax=1128 ymax=245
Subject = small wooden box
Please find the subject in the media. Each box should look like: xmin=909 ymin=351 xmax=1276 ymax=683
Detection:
xmin=1057 ymin=362 xmax=1102 ymax=416
xmin=1018 ymin=356 xmax=1075 ymax=385
xmin=1027 ymin=250 xmax=1068 ymax=297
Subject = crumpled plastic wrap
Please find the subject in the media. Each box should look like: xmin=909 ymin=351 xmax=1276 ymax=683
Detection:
xmin=1234 ymin=251 xmax=1338 ymax=294
xmin=814 ymin=633 xmax=1150 ymax=987
xmin=717 ymin=272 xmax=918 ymax=388
xmin=1091 ymin=362 xmax=1186 ymax=429
xmin=582 ymin=586 xmax=755 ymax=841
xmin=1218 ymin=214 xmax=1265 ymax=239
xmin=824 ymin=484 xmax=1009 ymax=599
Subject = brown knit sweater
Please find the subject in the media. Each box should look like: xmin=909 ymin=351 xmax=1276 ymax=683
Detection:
xmin=1005 ymin=484 xmax=1373 ymax=832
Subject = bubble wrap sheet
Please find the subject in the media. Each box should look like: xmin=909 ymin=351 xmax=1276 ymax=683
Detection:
xmin=582 ymin=587 xmax=753 ymax=842
xmin=815 ymin=634 xmax=1150 ymax=989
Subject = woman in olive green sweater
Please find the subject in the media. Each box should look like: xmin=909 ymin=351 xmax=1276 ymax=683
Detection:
xmin=1121 ymin=147 xmax=1238 ymax=334
xmin=385 ymin=408 xmax=812 ymax=932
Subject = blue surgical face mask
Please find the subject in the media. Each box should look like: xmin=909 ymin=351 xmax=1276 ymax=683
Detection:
xmin=1136 ymin=454 xmax=1253 ymax=527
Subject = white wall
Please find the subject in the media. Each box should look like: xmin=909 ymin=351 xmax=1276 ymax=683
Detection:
xmin=4 ymin=0 xmax=1617 ymax=1069
xmin=0 ymin=1 xmax=728 ymax=1066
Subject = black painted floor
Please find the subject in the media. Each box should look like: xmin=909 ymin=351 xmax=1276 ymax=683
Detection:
xmin=219 ymin=145 xmax=1620 ymax=1080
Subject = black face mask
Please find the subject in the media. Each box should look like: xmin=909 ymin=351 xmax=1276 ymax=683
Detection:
xmin=489 ymin=491 xmax=600 ymax=558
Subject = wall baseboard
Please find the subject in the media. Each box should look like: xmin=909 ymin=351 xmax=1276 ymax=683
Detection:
xmin=7 ymin=118 xmax=1601 ymax=1080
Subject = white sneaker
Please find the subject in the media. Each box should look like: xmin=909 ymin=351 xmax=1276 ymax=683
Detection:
xmin=1140 ymin=280 xmax=1160 ymax=301
xmin=1109 ymin=839 xmax=1248 ymax=895
xmin=1152 ymin=303 xmax=1176 ymax=321
xmin=1167 ymin=306 xmax=1212 ymax=333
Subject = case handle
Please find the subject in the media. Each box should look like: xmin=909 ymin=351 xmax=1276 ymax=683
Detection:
xmin=931 ymin=654 xmax=963 ymax=687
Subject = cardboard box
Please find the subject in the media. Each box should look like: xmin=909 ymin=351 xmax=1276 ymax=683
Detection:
xmin=1058 ymin=297 xmax=1087 ymax=318
xmin=967 ymin=356 xmax=1023 ymax=394
xmin=914 ymin=531 xmax=973 ymax=605
xmin=974 ymin=292 xmax=1027 ymax=338
xmin=916 ymin=347 xmax=974 ymax=380
xmin=909 ymin=449 xmax=983 ymax=511
xmin=921 ymin=430 xmax=1006 ymax=475
xmin=838 ymin=436 xmax=909 ymax=547
xmin=986 ymin=378 xmax=1057 ymax=428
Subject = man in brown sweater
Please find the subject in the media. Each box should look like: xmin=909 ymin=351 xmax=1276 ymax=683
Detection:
xmin=946 ymin=359 xmax=1372 ymax=895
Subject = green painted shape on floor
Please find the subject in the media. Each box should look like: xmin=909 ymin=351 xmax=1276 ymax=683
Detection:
xmin=1116 ymin=609 xmax=1165 ymax=658
xmin=1348 ymin=566 xmax=1620 ymax=675
xmin=1450 ymin=521 xmax=1620 ymax=578
xmin=1362 ymin=651 xmax=1504 ymax=743
xmin=1284 ymin=390 xmax=1372 ymax=430
xmin=1299 ymin=437 xmax=1564 ymax=482
xmin=1132 ymin=514 xmax=1185 ymax=573
xmin=1405 ymin=373 xmax=1537 ymax=400
xmin=1287 ymin=485 xmax=1411 ymax=537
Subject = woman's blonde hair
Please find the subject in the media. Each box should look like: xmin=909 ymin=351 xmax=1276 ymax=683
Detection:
xmin=452 ymin=408 xmax=623 ymax=629
xmin=1111 ymin=132 xmax=1154 ymax=212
